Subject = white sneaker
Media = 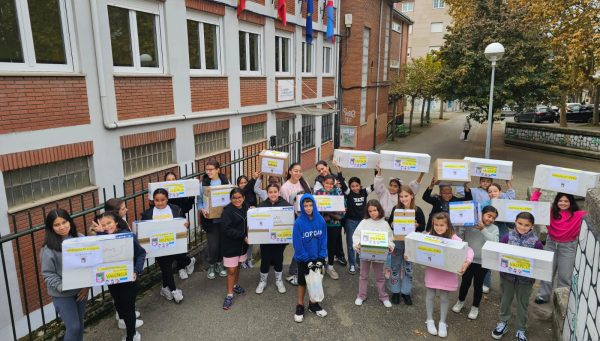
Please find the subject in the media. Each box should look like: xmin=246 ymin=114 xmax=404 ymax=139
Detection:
xmin=160 ymin=287 xmax=173 ymax=301
xmin=122 ymin=331 xmax=141 ymax=341
xmin=186 ymin=257 xmax=196 ymax=275
xmin=275 ymin=280 xmax=286 ymax=294
xmin=438 ymin=322 xmax=448 ymax=338
xmin=355 ymin=298 xmax=363 ymax=306
xmin=255 ymin=280 xmax=267 ymax=294
xmin=115 ymin=311 xmax=140 ymax=320
xmin=452 ymin=300 xmax=465 ymax=313
xmin=118 ymin=319 xmax=144 ymax=329
xmin=383 ymin=300 xmax=392 ymax=308
xmin=482 ymin=285 xmax=490 ymax=294
xmin=326 ymin=268 xmax=339 ymax=280
xmin=468 ymin=306 xmax=479 ymax=320
xmin=172 ymin=289 xmax=183 ymax=303
xmin=426 ymin=320 xmax=438 ymax=336
xmin=178 ymin=268 xmax=188 ymax=280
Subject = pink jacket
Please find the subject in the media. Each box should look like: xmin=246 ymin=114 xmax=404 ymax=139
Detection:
xmin=530 ymin=190 xmax=587 ymax=242
xmin=424 ymin=234 xmax=474 ymax=291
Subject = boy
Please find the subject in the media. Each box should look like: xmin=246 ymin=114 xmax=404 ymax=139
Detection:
xmin=492 ymin=212 xmax=543 ymax=341
xmin=293 ymin=194 xmax=328 ymax=322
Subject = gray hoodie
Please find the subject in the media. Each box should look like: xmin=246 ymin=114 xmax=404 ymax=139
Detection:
xmin=458 ymin=224 xmax=499 ymax=264
xmin=40 ymin=237 xmax=81 ymax=298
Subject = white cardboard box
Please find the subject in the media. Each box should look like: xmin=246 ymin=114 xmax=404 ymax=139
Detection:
xmin=148 ymin=179 xmax=200 ymax=200
xmin=203 ymin=185 xmax=236 ymax=219
xmin=449 ymin=201 xmax=477 ymax=226
xmin=464 ymin=157 xmax=513 ymax=180
xmin=491 ymin=199 xmax=551 ymax=225
xmin=405 ymin=232 xmax=468 ymax=273
xmin=482 ymin=241 xmax=554 ymax=282
xmin=434 ymin=159 xmax=471 ymax=185
xmin=295 ymin=195 xmax=345 ymax=212
xmin=247 ymin=206 xmax=295 ymax=244
xmin=258 ymin=150 xmax=289 ymax=176
xmin=532 ymin=164 xmax=600 ymax=197
xmin=379 ymin=150 xmax=431 ymax=173
xmin=392 ymin=209 xmax=416 ymax=241
xmin=333 ymin=149 xmax=380 ymax=169
xmin=360 ymin=230 xmax=389 ymax=262
xmin=62 ymin=233 xmax=135 ymax=290
xmin=134 ymin=218 xmax=188 ymax=258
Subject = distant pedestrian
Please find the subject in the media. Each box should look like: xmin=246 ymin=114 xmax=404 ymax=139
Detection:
xmin=462 ymin=115 xmax=472 ymax=141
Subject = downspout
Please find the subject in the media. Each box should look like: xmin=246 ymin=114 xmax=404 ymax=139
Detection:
xmin=335 ymin=1 xmax=343 ymax=149
xmin=373 ymin=0 xmax=383 ymax=150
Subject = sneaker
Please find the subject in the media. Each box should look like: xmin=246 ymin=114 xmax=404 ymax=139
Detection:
xmin=384 ymin=267 xmax=391 ymax=280
xmin=122 ymin=331 xmax=141 ymax=341
xmin=159 ymin=287 xmax=173 ymax=301
xmin=438 ymin=322 xmax=448 ymax=338
xmin=294 ymin=304 xmax=305 ymax=323
xmin=207 ymin=265 xmax=216 ymax=280
xmin=426 ymin=320 xmax=438 ymax=336
xmin=115 ymin=311 xmax=140 ymax=320
xmin=452 ymin=300 xmax=465 ymax=313
xmin=233 ymin=284 xmax=246 ymax=295
xmin=172 ymin=289 xmax=183 ymax=303
xmin=401 ymin=294 xmax=413 ymax=306
xmin=255 ymin=280 xmax=267 ymax=294
xmin=383 ymin=300 xmax=392 ymax=308
xmin=336 ymin=256 xmax=347 ymax=266
xmin=118 ymin=319 xmax=144 ymax=329
xmin=275 ymin=280 xmax=286 ymax=294
xmin=217 ymin=263 xmax=227 ymax=277
xmin=185 ymin=257 xmax=196 ymax=275
xmin=482 ymin=285 xmax=490 ymax=294
xmin=308 ymin=302 xmax=327 ymax=317
xmin=468 ymin=306 xmax=479 ymax=320
xmin=492 ymin=321 xmax=508 ymax=339
xmin=178 ymin=268 xmax=188 ymax=280
xmin=245 ymin=260 xmax=254 ymax=268
xmin=391 ymin=293 xmax=400 ymax=305
xmin=516 ymin=330 xmax=528 ymax=341
xmin=222 ymin=295 xmax=234 ymax=310
xmin=355 ymin=298 xmax=363 ymax=306
xmin=326 ymin=268 xmax=339 ymax=280
xmin=286 ymin=275 xmax=298 ymax=286
xmin=534 ymin=297 xmax=548 ymax=305
xmin=241 ymin=262 xmax=249 ymax=269
xmin=348 ymin=265 xmax=356 ymax=274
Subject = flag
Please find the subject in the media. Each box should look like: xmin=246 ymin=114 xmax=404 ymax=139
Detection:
xmin=237 ymin=0 xmax=246 ymax=17
xmin=306 ymin=0 xmax=314 ymax=44
xmin=326 ymin=0 xmax=334 ymax=42
xmin=277 ymin=0 xmax=287 ymax=26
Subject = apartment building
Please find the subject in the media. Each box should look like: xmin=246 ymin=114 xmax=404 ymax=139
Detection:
xmin=399 ymin=0 xmax=449 ymax=58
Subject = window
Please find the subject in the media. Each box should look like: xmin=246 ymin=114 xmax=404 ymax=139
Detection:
xmin=3 ymin=157 xmax=91 ymax=208
xmin=195 ymin=129 xmax=229 ymax=157
xmin=431 ymin=22 xmax=443 ymax=33
xmin=301 ymin=115 xmax=316 ymax=150
xmin=433 ymin=0 xmax=445 ymax=9
xmin=401 ymin=2 xmax=414 ymax=12
xmin=407 ymin=47 xmax=412 ymax=58
xmin=321 ymin=114 xmax=333 ymax=142
xmin=122 ymin=141 xmax=174 ymax=177
xmin=408 ymin=24 xmax=413 ymax=34
xmin=323 ymin=46 xmax=333 ymax=75
xmin=239 ymin=27 xmax=262 ymax=74
xmin=383 ymin=14 xmax=390 ymax=81
xmin=360 ymin=28 xmax=370 ymax=124
xmin=242 ymin=123 xmax=266 ymax=145
xmin=392 ymin=22 xmax=401 ymax=33
xmin=302 ymin=42 xmax=314 ymax=74
xmin=0 ymin=0 xmax=75 ymax=72
xmin=187 ymin=15 xmax=221 ymax=74
xmin=275 ymin=34 xmax=292 ymax=74
xmin=108 ymin=3 xmax=164 ymax=73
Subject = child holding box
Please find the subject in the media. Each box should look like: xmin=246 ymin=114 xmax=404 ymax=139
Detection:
xmin=342 ymin=177 xmax=374 ymax=274
xmin=492 ymin=212 xmax=544 ymax=341
xmin=374 ymin=165 xmax=423 ymax=219
xmin=315 ymin=174 xmax=345 ymax=280
xmin=422 ymin=177 xmax=472 ymax=231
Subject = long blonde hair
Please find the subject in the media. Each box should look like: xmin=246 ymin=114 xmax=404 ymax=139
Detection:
xmin=396 ymin=185 xmax=416 ymax=210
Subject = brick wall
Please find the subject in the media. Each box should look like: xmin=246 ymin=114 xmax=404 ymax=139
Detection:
xmin=242 ymin=140 xmax=268 ymax=177
xmin=114 ymin=77 xmax=174 ymax=121
xmin=0 ymin=76 xmax=89 ymax=134
xmin=185 ymin=0 xmax=225 ymax=15
xmin=321 ymin=141 xmax=333 ymax=161
xmin=301 ymin=0 xmax=319 ymax=22
xmin=240 ymin=78 xmax=267 ymax=106
xmin=120 ymin=128 xmax=176 ymax=149
xmin=0 ymin=142 xmax=94 ymax=172
xmin=286 ymin=0 xmax=295 ymax=14
xmin=275 ymin=20 xmax=295 ymax=33
xmin=193 ymin=119 xmax=230 ymax=135
xmin=322 ymin=77 xmax=335 ymax=97
xmin=302 ymin=77 xmax=317 ymax=99
xmin=241 ymin=113 xmax=267 ymax=125
xmin=239 ymin=11 xmax=266 ymax=25
xmin=300 ymin=148 xmax=316 ymax=170
xmin=249 ymin=0 xmax=265 ymax=5
xmin=190 ymin=77 xmax=229 ymax=112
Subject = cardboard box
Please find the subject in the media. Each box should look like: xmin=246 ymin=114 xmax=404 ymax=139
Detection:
xmin=360 ymin=230 xmax=389 ymax=262
xmin=203 ymin=185 xmax=236 ymax=219
xmin=449 ymin=201 xmax=477 ymax=226
xmin=532 ymin=164 xmax=600 ymax=197
xmin=148 ymin=179 xmax=200 ymax=200
xmin=464 ymin=157 xmax=513 ymax=180
xmin=392 ymin=209 xmax=416 ymax=241
xmin=134 ymin=218 xmax=188 ymax=258
xmin=434 ymin=159 xmax=471 ymax=185
xmin=258 ymin=150 xmax=289 ymax=176
xmin=491 ymin=199 xmax=551 ymax=225
xmin=482 ymin=241 xmax=554 ymax=281
xmin=379 ymin=150 xmax=431 ymax=173
xmin=247 ymin=206 xmax=295 ymax=244
xmin=62 ymin=233 xmax=135 ymax=290
xmin=333 ymin=149 xmax=380 ymax=169
xmin=405 ymin=232 xmax=468 ymax=273
xmin=295 ymin=194 xmax=346 ymax=212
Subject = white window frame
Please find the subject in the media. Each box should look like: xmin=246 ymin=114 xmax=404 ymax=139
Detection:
xmin=0 ymin=0 xmax=77 ymax=73
xmin=187 ymin=11 xmax=224 ymax=76
xmin=239 ymin=23 xmax=263 ymax=76
xmin=430 ymin=22 xmax=444 ymax=33
xmin=433 ymin=0 xmax=445 ymax=9
xmin=302 ymin=41 xmax=315 ymax=75
xmin=108 ymin=0 xmax=167 ymax=75
xmin=275 ymin=31 xmax=293 ymax=76
xmin=322 ymin=44 xmax=333 ymax=76
xmin=407 ymin=47 xmax=412 ymax=58
xmin=401 ymin=2 xmax=414 ymax=12
xmin=409 ymin=24 xmax=413 ymax=34
xmin=392 ymin=22 xmax=401 ymax=33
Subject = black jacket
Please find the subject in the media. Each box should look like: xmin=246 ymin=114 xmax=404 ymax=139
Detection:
xmin=240 ymin=178 xmax=258 ymax=208
xmin=168 ymin=197 xmax=195 ymax=216
xmin=257 ymin=196 xmax=291 ymax=208
xmin=140 ymin=203 xmax=185 ymax=221
xmin=220 ymin=203 xmax=249 ymax=258
xmin=387 ymin=206 xmax=427 ymax=233
xmin=422 ymin=187 xmax=472 ymax=231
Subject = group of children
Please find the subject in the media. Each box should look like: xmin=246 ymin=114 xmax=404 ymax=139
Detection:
xmin=40 ymin=159 xmax=587 ymax=341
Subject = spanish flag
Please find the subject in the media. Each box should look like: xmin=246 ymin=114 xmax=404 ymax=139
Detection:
xmin=277 ymin=0 xmax=287 ymax=26
xmin=237 ymin=0 xmax=246 ymax=17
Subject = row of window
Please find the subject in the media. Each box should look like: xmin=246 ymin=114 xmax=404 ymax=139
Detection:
xmin=401 ymin=0 xmax=445 ymax=12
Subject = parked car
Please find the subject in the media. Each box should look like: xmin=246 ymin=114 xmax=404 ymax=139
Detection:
xmin=566 ymin=104 xmax=593 ymax=123
xmin=514 ymin=106 xmax=557 ymax=123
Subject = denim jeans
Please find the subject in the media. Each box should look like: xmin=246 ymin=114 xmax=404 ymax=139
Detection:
xmin=536 ymin=238 xmax=577 ymax=301
xmin=386 ymin=241 xmax=413 ymax=295
xmin=344 ymin=219 xmax=361 ymax=267
xmin=53 ymin=296 xmax=86 ymax=341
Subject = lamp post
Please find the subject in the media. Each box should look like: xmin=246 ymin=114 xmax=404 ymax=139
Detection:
xmin=484 ymin=43 xmax=505 ymax=159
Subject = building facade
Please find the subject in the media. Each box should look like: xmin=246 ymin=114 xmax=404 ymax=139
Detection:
xmin=0 ymin=0 xmax=339 ymax=338
xmin=398 ymin=0 xmax=450 ymax=58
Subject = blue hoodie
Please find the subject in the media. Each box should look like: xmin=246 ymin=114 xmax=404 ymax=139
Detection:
xmin=293 ymin=193 xmax=328 ymax=262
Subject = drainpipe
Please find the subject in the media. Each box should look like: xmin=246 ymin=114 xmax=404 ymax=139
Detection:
xmin=373 ymin=0 xmax=383 ymax=150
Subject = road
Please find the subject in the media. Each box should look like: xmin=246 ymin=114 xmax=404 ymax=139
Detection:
xmin=86 ymin=112 xmax=597 ymax=340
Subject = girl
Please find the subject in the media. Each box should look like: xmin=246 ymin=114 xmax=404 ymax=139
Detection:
xmin=453 ymin=205 xmax=499 ymax=320
xmin=198 ymin=159 xmax=230 ymax=279
xmin=343 ymin=177 xmax=374 ymax=274
xmin=422 ymin=177 xmax=472 ymax=231
xmin=237 ymin=173 xmax=259 ymax=269
xmin=255 ymin=183 xmax=292 ymax=294
xmin=533 ymin=192 xmax=587 ymax=305
xmin=419 ymin=213 xmax=473 ymax=338
xmin=293 ymin=194 xmax=328 ymax=323
xmin=141 ymin=188 xmax=194 ymax=303
xmin=352 ymin=200 xmax=395 ymax=308
xmin=253 ymin=171 xmax=282 ymax=201
xmin=220 ymin=188 xmax=249 ymax=310
xmin=96 ymin=211 xmax=146 ymax=341
xmin=313 ymin=160 xmax=340 ymax=192
xmin=164 ymin=172 xmax=196 ymax=216
xmin=280 ymin=163 xmax=312 ymax=285
xmin=386 ymin=186 xmax=426 ymax=305
xmin=315 ymin=174 xmax=345 ymax=280
xmin=374 ymin=165 xmax=423 ymax=219
xmin=41 ymin=209 xmax=89 ymax=341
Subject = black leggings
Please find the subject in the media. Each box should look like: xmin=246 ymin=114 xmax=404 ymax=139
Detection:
xmin=463 ymin=130 xmax=470 ymax=140
xmin=327 ymin=226 xmax=342 ymax=265
xmin=108 ymin=282 xmax=137 ymax=340
xmin=259 ymin=244 xmax=286 ymax=273
xmin=156 ymin=253 xmax=191 ymax=291
xmin=203 ymin=219 xmax=222 ymax=265
xmin=458 ymin=262 xmax=488 ymax=307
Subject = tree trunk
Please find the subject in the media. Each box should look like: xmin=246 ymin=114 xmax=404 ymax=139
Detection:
xmin=439 ymin=98 xmax=444 ymax=119
xmin=560 ymin=95 xmax=568 ymax=127
xmin=409 ymin=96 xmax=416 ymax=131
xmin=420 ymin=99 xmax=425 ymax=127
xmin=426 ymin=98 xmax=431 ymax=124
xmin=593 ymin=84 xmax=599 ymax=126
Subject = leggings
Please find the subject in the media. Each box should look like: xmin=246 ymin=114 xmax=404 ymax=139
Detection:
xmin=52 ymin=296 xmax=86 ymax=341
xmin=458 ymin=263 xmax=488 ymax=307
xmin=259 ymin=244 xmax=286 ymax=273
xmin=108 ymin=282 xmax=137 ymax=341
xmin=327 ymin=226 xmax=342 ymax=265
xmin=156 ymin=253 xmax=191 ymax=291
xmin=426 ymin=288 xmax=449 ymax=323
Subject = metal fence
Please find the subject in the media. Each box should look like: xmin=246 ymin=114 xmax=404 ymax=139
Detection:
xmin=0 ymin=134 xmax=301 ymax=341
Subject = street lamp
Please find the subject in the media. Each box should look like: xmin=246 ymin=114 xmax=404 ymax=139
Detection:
xmin=484 ymin=42 xmax=505 ymax=159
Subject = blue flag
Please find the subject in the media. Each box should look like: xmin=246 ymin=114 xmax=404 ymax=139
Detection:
xmin=326 ymin=0 xmax=334 ymax=42
xmin=306 ymin=0 xmax=313 ymax=44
